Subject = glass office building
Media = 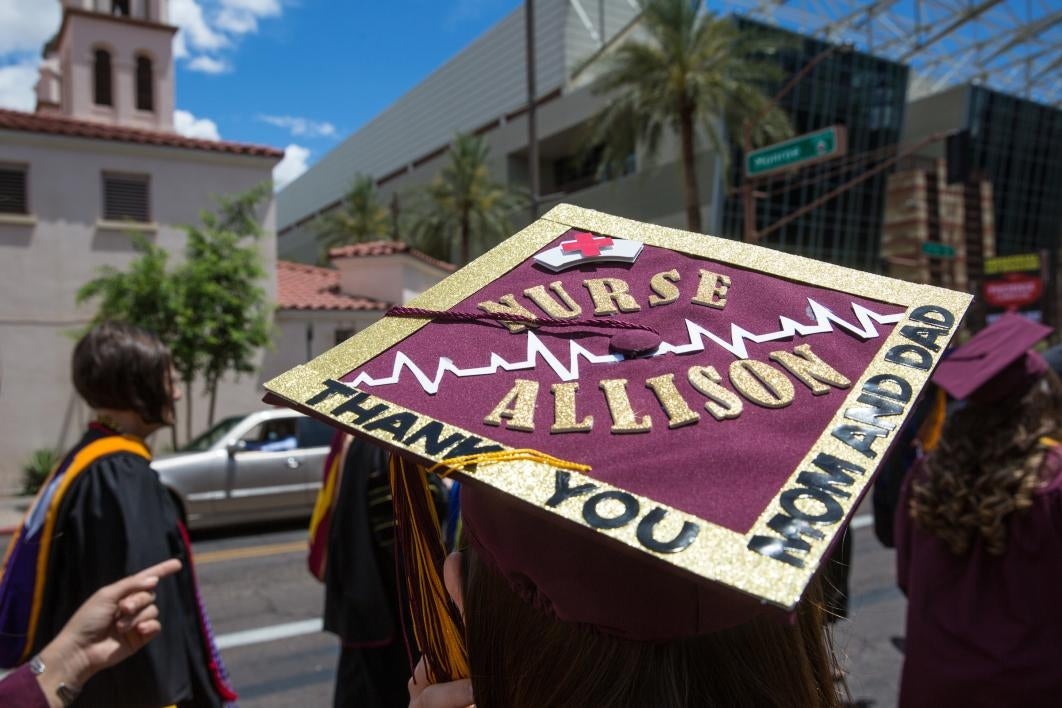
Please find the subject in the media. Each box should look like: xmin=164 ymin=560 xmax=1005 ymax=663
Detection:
xmin=965 ymin=87 xmax=1062 ymax=257
xmin=721 ymin=18 xmax=909 ymax=272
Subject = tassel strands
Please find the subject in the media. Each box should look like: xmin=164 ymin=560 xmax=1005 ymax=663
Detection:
xmin=389 ymin=454 xmax=470 ymax=684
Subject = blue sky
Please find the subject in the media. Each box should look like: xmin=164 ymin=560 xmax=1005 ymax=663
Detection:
xmin=0 ymin=0 xmax=523 ymax=187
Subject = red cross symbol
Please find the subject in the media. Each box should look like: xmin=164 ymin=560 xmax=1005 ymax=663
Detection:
xmin=561 ymin=231 xmax=614 ymax=258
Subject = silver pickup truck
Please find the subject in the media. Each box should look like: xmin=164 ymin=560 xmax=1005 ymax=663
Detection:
xmin=152 ymin=409 xmax=335 ymax=530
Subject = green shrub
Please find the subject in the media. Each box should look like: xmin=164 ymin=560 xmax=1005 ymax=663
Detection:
xmin=21 ymin=448 xmax=61 ymax=496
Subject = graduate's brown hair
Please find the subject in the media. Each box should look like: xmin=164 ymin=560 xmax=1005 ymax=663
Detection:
xmin=461 ymin=547 xmax=845 ymax=708
xmin=73 ymin=321 xmax=174 ymax=425
xmin=910 ymin=369 xmax=1062 ymax=556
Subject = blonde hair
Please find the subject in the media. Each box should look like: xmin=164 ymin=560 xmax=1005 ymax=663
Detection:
xmin=909 ymin=370 xmax=1062 ymax=556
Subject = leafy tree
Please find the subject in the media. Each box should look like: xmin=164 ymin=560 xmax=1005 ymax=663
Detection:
xmin=180 ymin=185 xmax=273 ymax=429
xmin=77 ymin=185 xmax=272 ymax=443
xmin=410 ymin=133 xmax=524 ymax=265
xmin=586 ymin=0 xmax=792 ymax=233
xmin=314 ymin=175 xmax=390 ymax=261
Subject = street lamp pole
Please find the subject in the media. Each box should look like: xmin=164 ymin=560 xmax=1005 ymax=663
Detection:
xmin=742 ymin=42 xmax=853 ymax=243
xmin=526 ymin=0 xmax=540 ymax=223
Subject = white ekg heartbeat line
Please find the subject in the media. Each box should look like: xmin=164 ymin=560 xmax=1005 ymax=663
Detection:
xmin=350 ymin=298 xmax=905 ymax=395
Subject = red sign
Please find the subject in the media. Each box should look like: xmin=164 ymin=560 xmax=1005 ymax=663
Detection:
xmin=982 ymin=273 xmax=1043 ymax=308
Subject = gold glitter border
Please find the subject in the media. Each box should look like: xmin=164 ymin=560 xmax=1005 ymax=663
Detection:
xmin=265 ymin=204 xmax=973 ymax=610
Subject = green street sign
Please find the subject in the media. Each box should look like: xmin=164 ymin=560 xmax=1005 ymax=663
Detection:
xmin=745 ymin=126 xmax=848 ymax=177
xmin=921 ymin=242 xmax=956 ymax=259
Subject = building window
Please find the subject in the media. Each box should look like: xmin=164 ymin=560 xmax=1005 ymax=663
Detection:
xmin=136 ymin=56 xmax=154 ymax=111
xmin=335 ymin=328 xmax=357 ymax=345
xmin=0 ymin=166 xmax=28 ymax=215
xmin=102 ymin=173 xmax=150 ymax=222
xmin=93 ymin=49 xmax=113 ymax=106
xmin=112 ymin=0 xmax=130 ymax=16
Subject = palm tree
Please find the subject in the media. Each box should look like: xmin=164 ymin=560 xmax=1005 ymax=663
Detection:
xmin=410 ymin=133 xmax=524 ymax=265
xmin=314 ymin=175 xmax=390 ymax=260
xmin=587 ymin=0 xmax=792 ymax=233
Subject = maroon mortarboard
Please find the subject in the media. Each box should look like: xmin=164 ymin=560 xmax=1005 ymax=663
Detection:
xmin=932 ymin=313 xmax=1052 ymax=402
xmin=265 ymin=205 xmax=971 ymax=677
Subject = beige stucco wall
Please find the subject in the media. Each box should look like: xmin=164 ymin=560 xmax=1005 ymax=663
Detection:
xmin=334 ymin=254 xmax=450 ymax=306
xmin=59 ymin=11 xmax=176 ymax=132
xmin=261 ymin=310 xmax=383 ymax=385
xmin=0 ymin=130 xmax=278 ymax=491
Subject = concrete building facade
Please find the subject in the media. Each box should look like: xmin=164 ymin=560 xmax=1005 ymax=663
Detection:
xmin=0 ymin=0 xmax=282 ymax=490
xmin=277 ymin=0 xmax=732 ymax=264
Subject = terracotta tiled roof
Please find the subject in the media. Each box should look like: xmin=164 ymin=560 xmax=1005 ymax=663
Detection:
xmin=328 ymin=240 xmax=456 ymax=272
xmin=276 ymin=260 xmax=390 ymax=312
xmin=0 ymin=108 xmax=283 ymax=158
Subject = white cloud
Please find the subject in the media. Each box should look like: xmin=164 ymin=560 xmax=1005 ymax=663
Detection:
xmin=216 ymin=0 xmax=282 ymax=34
xmin=171 ymin=0 xmax=229 ymax=58
xmin=186 ymin=55 xmax=232 ymax=74
xmin=0 ymin=2 xmax=60 ymax=55
xmin=0 ymin=59 xmax=39 ymax=112
xmin=257 ymin=114 xmax=337 ymax=138
xmin=174 ymin=109 xmax=221 ymax=140
xmin=273 ymin=144 xmax=310 ymax=191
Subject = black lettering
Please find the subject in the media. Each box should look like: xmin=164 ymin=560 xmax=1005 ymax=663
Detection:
xmin=307 ymin=378 xmax=355 ymax=406
xmin=863 ymin=374 xmax=913 ymax=403
xmin=884 ymin=344 xmax=932 ymax=371
xmin=636 ymin=508 xmax=699 ymax=553
xmin=446 ymin=436 xmax=504 ymax=457
xmin=331 ymin=391 xmax=389 ymax=425
xmin=779 ymin=487 xmax=843 ymax=524
xmin=363 ymin=412 xmax=417 ymax=443
xmin=845 ymin=392 xmax=904 ymax=432
xmin=405 ymin=421 xmax=465 ymax=456
xmin=909 ymin=305 xmax=955 ymax=330
xmin=545 ymin=470 xmax=598 ymax=508
xmin=747 ymin=534 xmax=807 ymax=567
xmin=900 ymin=324 xmax=949 ymax=352
xmin=583 ymin=491 xmax=639 ymax=529
xmin=831 ymin=422 xmax=888 ymax=458
xmin=796 ymin=452 xmax=864 ymax=500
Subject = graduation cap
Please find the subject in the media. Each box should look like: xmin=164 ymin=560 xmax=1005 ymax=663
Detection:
xmin=265 ymin=205 xmax=971 ymax=678
xmin=932 ymin=312 xmax=1052 ymax=402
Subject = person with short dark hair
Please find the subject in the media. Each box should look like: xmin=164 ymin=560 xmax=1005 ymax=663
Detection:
xmin=0 ymin=321 xmax=237 ymax=707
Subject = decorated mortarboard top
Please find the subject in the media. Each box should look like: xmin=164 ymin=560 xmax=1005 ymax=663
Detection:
xmin=265 ymin=204 xmax=971 ymax=613
xmin=932 ymin=312 xmax=1052 ymax=401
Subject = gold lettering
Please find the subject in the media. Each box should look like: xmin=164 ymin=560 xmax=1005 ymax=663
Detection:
xmin=583 ymin=278 xmax=641 ymax=315
xmin=729 ymin=360 xmax=794 ymax=409
xmin=648 ymin=269 xmax=681 ymax=307
xmin=645 ymin=374 xmax=699 ymax=428
xmin=769 ymin=344 xmax=851 ymax=395
xmin=687 ymin=366 xmax=743 ymax=420
xmin=477 ymin=294 xmax=537 ymax=334
xmin=691 ymin=270 xmax=731 ymax=310
xmin=550 ymin=382 xmax=594 ymax=433
xmin=599 ymin=379 xmax=652 ymax=433
xmin=524 ymin=281 xmax=582 ymax=319
xmin=484 ymin=379 xmax=539 ymax=431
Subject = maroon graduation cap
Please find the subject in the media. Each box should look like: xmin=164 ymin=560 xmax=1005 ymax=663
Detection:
xmin=932 ymin=312 xmax=1052 ymax=402
xmin=265 ymin=205 xmax=971 ymax=671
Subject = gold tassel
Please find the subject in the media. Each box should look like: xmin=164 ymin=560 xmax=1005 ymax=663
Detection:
xmin=389 ymin=454 xmax=470 ymax=684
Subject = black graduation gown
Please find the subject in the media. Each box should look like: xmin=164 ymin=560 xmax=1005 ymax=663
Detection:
xmin=323 ymin=440 xmax=413 ymax=708
xmin=32 ymin=431 xmax=223 ymax=708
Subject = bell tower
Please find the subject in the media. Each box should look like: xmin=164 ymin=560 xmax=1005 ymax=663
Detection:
xmin=35 ymin=0 xmax=178 ymax=133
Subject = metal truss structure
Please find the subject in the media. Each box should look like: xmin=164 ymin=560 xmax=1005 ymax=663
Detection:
xmin=715 ymin=0 xmax=1062 ymax=106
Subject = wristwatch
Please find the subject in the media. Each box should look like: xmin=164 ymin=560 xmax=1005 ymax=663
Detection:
xmin=29 ymin=654 xmax=83 ymax=707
